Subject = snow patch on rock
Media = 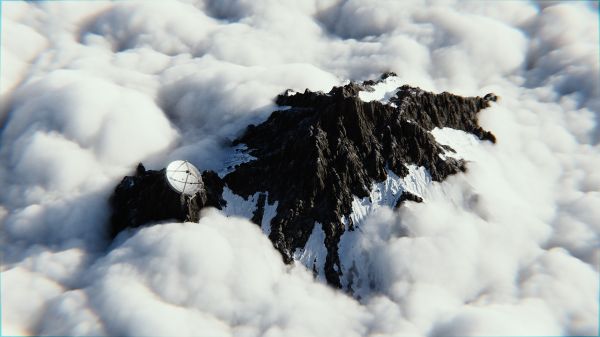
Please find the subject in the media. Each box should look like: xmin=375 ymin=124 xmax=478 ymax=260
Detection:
xmin=221 ymin=187 xmax=259 ymax=219
xmin=218 ymin=144 xmax=256 ymax=178
xmin=358 ymin=76 xmax=404 ymax=105
xmin=260 ymin=197 xmax=277 ymax=237
xmin=294 ymin=223 xmax=328 ymax=283
xmin=431 ymin=127 xmax=482 ymax=161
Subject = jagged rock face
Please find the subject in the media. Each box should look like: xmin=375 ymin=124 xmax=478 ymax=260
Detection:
xmin=224 ymin=76 xmax=496 ymax=286
xmin=109 ymin=164 xmax=225 ymax=238
xmin=108 ymin=74 xmax=497 ymax=288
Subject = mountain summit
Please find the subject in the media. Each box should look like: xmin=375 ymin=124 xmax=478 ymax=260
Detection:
xmin=109 ymin=73 xmax=497 ymax=287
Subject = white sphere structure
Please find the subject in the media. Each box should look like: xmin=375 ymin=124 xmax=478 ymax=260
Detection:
xmin=165 ymin=160 xmax=203 ymax=196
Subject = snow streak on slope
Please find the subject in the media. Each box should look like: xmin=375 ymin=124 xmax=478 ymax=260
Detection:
xmin=221 ymin=188 xmax=277 ymax=237
xmin=431 ymin=127 xmax=482 ymax=161
xmin=291 ymin=165 xmax=432 ymax=287
xmin=338 ymin=166 xmax=432 ymax=297
xmin=1 ymin=1 xmax=599 ymax=336
xmin=294 ymin=223 xmax=328 ymax=283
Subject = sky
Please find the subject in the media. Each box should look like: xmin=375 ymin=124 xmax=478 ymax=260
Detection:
xmin=1 ymin=0 xmax=599 ymax=336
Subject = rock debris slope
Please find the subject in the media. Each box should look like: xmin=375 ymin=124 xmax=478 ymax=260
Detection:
xmin=110 ymin=74 xmax=497 ymax=287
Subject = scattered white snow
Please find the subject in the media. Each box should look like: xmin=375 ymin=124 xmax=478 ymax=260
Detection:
xmin=347 ymin=166 xmax=431 ymax=229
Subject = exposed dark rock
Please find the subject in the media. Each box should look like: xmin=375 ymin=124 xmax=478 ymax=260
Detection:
xmin=201 ymin=170 xmax=226 ymax=210
xmin=394 ymin=191 xmax=424 ymax=208
xmin=390 ymin=85 xmax=497 ymax=143
xmin=108 ymin=74 xmax=497 ymax=288
xmin=224 ymin=77 xmax=496 ymax=287
xmin=109 ymin=164 xmax=225 ymax=238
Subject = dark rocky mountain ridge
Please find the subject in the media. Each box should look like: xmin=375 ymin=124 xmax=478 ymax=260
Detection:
xmin=109 ymin=73 xmax=497 ymax=287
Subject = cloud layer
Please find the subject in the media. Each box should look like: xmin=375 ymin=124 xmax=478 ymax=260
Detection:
xmin=1 ymin=1 xmax=598 ymax=336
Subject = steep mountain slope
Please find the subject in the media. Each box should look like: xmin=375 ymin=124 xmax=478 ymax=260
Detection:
xmin=223 ymin=74 xmax=497 ymax=286
xmin=110 ymin=74 xmax=497 ymax=287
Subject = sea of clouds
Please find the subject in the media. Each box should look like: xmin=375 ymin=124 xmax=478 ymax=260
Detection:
xmin=1 ymin=0 xmax=598 ymax=336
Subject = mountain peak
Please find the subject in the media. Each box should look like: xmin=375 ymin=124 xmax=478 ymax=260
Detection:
xmin=224 ymin=76 xmax=497 ymax=286
xmin=109 ymin=75 xmax=497 ymax=287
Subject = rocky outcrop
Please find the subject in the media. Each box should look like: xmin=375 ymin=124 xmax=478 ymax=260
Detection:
xmin=224 ymin=74 xmax=497 ymax=286
xmin=108 ymin=74 xmax=497 ymax=287
xmin=109 ymin=164 xmax=225 ymax=238
xmin=394 ymin=191 xmax=424 ymax=208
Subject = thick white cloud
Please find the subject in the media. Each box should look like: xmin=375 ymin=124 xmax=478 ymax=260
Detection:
xmin=1 ymin=1 xmax=598 ymax=336
xmin=38 ymin=211 xmax=369 ymax=337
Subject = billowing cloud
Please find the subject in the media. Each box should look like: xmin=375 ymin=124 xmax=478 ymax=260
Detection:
xmin=1 ymin=1 xmax=598 ymax=336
